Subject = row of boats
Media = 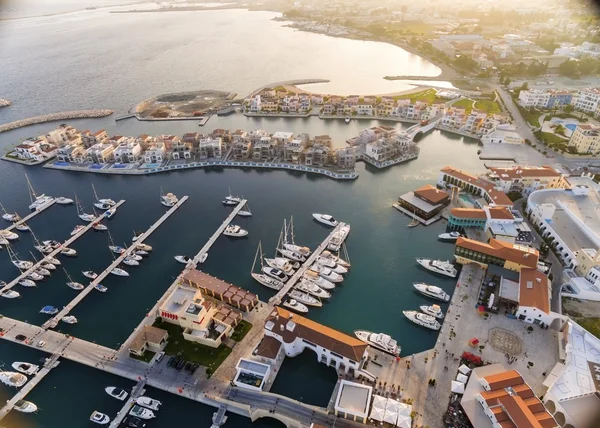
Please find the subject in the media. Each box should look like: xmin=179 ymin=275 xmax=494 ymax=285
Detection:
xmin=0 ymin=367 xmax=38 ymax=413
xmin=91 ymin=386 xmax=163 ymax=425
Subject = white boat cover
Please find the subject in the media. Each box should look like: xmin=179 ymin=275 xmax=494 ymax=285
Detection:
xmin=451 ymin=380 xmax=465 ymax=394
xmin=395 ymin=403 xmax=412 ymax=428
xmin=458 ymin=364 xmax=471 ymax=375
xmin=384 ymin=399 xmax=401 ymax=424
xmin=456 ymin=373 xmax=469 ymax=383
xmin=369 ymin=395 xmax=386 ymax=422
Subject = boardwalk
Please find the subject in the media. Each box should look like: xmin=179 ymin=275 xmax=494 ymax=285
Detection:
xmin=0 ymin=354 xmax=60 ymax=421
xmin=108 ymin=380 xmax=146 ymax=428
xmin=5 ymin=199 xmax=56 ymax=232
xmin=43 ymin=196 xmax=189 ymax=329
xmin=1 ymin=200 xmax=126 ymax=293
xmin=269 ymin=222 xmax=344 ymax=306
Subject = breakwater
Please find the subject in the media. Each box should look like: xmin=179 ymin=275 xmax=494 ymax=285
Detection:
xmin=0 ymin=109 xmax=113 ymax=133
xmin=0 ymin=99 xmax=12 ymax=108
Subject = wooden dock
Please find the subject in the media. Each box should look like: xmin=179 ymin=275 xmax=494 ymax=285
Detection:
xmin=269 ymin=222 xmax=345 ymax=306
xmin=190 ymin=199 xmax=247 ymax=268
xmin=43 ymin=196 xmax=189 ymax=329
xmin=108 ymin=379 xmax=146 ymax=428
xmin=0 ymin=353 xmax=60 ymax=421
xmin=4 ymin=199 xmax=56 ymax=232
xmin=1 ymin=200 xmax=126 ymax=293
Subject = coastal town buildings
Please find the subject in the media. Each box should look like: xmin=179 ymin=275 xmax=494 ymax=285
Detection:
xmin=112 ymin=140 xmax=142 ymax=163
xmin=128 ymin=325 xmax=168 ymax=357
xmin=485 ymin=165 xmax=567 ymax=196
xmin=143 ymin=142 xmax=166 ymax=164
xmin=396 ymin=184 xmax=450 ymax=223
xmin=13 ymin=139 xmax=57 ymax=162
xmin=454 ymin=237 xmax=540 ymax=272
xmin=571 ymin=88 xmax=600 ymax=115
xmin=437 ymin=166 xmax=514 ymax=208
xmin=448 ymin=206 xmax=533 ymax=245
xmin=568 ymin=124 xmax=600 ymax=155
xmin=518 ymin=89 xmax=573 ymax=109
xmin=86 ymin=142 xmax=115 ymax=164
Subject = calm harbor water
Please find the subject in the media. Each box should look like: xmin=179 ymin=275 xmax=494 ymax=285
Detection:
xmin=0 ymin=4 xmax=478 ymax=426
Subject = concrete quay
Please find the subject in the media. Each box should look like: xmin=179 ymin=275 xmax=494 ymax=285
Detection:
xmin=42 ymin=196 xmax=189 ymax=329
xmin=1 ymin=200 xmax=126 ymax=293
xmin=4 ymin=198 xmax=56 ymax=232
xmin=0 ymin=110 xmax=113 ymax=133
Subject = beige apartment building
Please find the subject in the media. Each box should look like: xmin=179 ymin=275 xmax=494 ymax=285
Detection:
xmin=568 ymin=124 xmax=600 ymax=154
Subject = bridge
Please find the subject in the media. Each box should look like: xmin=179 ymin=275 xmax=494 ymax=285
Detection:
xmin=403 ymin=114 xmax=444 ymax=140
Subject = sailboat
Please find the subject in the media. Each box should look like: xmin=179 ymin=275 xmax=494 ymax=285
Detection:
xmin=250 ymin=241 xmax=284 ymax=290
xmin=0 ymin=203 xmax=18 ymax=222
xmin=6 ymin=245 xmax=33 ymax=270
xmin=237 ymin=201 xmax=252 ymax=217
xmin=160 ymin=187 xmax=178 ymax=207
xmin=26 ymin=174 xmax=53 ymax=210
xmin=75 ymin=193 xmax=95 ymax=222
xmin=64 ymin=268 xmax=84 ymax=290
xmin=282 ymin=216 xmax=311 ymax=256
xmin=92 ymin=183 xmax=116 ymax=209
xmin=32 ymin=230 xmax=53 ymax=254
xmin=408 ymin=208 xmax=419 ymax=228
xmin=222 ymin=187 xmax=242 ymax=205
xmin=108 ymin=231 xmax=125 ymax=254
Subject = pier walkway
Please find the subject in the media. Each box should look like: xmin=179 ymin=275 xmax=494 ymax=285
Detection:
xmin=1 ymin=200 xmax=126 ymax=293
xmin=108 ymin=379 xmax=146 ymax=428
xmin=5 ymin=199 xmax=56 ymax=232
xmin=269 ymin=223 xmax=344 ymax=306
xmin=190 ymin=199 xmax=247 ymax=267
xmin=0 ymin=353 xmax=60 ymax=421
xmin=43 ymin=196 xmax=189 ymax=329
xmin=211 ymin=406 xmax=228 ymax=428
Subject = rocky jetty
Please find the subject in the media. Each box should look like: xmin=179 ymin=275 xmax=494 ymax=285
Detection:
xmin=0 ymin=109 xmax=113 ymax=133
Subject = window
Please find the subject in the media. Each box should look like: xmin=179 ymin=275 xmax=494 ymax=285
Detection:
xmin=331 ymin=351 xmax=344 ymax=360
xmin=302 ymin=339 xmax=317 ymax=348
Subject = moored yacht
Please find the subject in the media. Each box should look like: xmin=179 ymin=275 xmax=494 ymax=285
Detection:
xmin=312 ymin=213 xmax=338 ymax=227
xmin=95 ymin=283 xmax=108 ymax=292
xmin=67 ymin=281 xmax=84 ymax=290
xmin=296 ymin=280 xmax=330 ymax=299
xmin=199 ymin=252 xmax=208 ymax=264
xmin=251 ymin=273 xmax=283 ymax=290
xmin=83 ymin=270 xmax=98 ymax=279
xmin=27 ymin=272 xmax=44 ymax=281
xmin=71 ymin=225 xmax=85 ymax=236
xmin=282 ymin=243 xmax=311 ymax=257
xmin=262 ymin=266 xmax=288 ymax=282
xmin=55 ymin=196 xmax=74 ymax=205
xmin=160 ymin=189 xmax=178 ymax=207
xmin=40 ymin=305 xmax=58 ymax=315
xmin=354 ymin=330 xmax=400 ymax=356
xmin=309 ymin=264 xmax=343 ymax=283
xmin=277 ymin=248 xmax=305 ymax=262
xmin=104 ymin=206 xmax=117 ymax=219
xmin=41 ymin=262 xmax=56 ymax=271
xmin=12 ymin=362 xmax=39 ymax=375
xmin=315 ymin=256 xmax=348 ymax=274
xmin=1 ymin=289 xmax=20 ymax=299
xmin=0 ymin=371 xmax=27 ymax=387
xmin=1 ymin=230 xmax=19 ymax=241
xmin=282 ymin=299 xmax=309 ymax=313
xmin=413 ymin=283 xmax=450 ymax=302
xmin=320 ymin=250 xmax=350 ymax=268
xmin=13 ymin=259 xmax=33 ymax=270
xmin=90 ymin=411 xmax=110 ymax=425
xmin=45 ymin=256 xmax=61 ymax=265
xmin=303 ymin=270 xmax=335 ymax=290
xmin=60 ymin=247 xmax=77 ymax=257
xmin=42 ymin=240 xmax=61 ymax=249
xmin=420 ymin=304 xmax=444 ymax=319
xmin=438 ymin=231 xmax=461 ymax=241
xmin=327 ymin=224 xmax=351 ymax=252
xmin=403 ymin=310 xmax=441 ymax=330
xmin=19 ymin=279 xmax=36 ymax=287
xmin=135 ymin=249 xmax=149 ymax=256
xmin=264 ymin=257 xmax=295 ymax=276
xmin=35 ymin=267 xmax=51 ymax=276
xmin=110 ymin=267 xmax=129 ymax=277
xmin=289 ymin=289 xmax=322 ymax=307
xmin=105 ymin=386 xmax=128 ymax=400
xmin=174 ymin=255 xmax=191 ymax=264
xmin=14 ymin=400 xmax=37 ymax=413
xmin=223 ymin=224 xmax=248 ymax=237
xmin=61 ymin=315 xmax=78 ymax=324
xmin=222 ymin=188 xmax=242 ymax=206
xmin=136 ymin=396 xmax=162 ymax=411
xmin=123 ymin=257 xmax=139 ymax=266
xmin=93 ymin=223 xmax=108 ymax=231
xmin=2 ymin=213 xmax=18 ymax=221
xmin=129 ymin=405 xmax=155 ymax=420
xmin=15 ymin=223 xmax=30 ymax=232
xmin=416 ymin=258 xmax=457 ymax=278
xmin=136 ymin=243 xmax=152 ymax=252
xmin=34 ymin=244 xmax=53 ymax=254
xmin=109 ymin=245 xmax=126 ymax=254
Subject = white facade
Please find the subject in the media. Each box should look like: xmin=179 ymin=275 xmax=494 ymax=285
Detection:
xmin=518 ymin=90 xmax=550 ymax=109
xmin=572 ymin=89 xmax=600 ymax=114
xmin=355 ymin=104 xmax=373 ymax=115
xmin=481 ymin=129 xmax=524 ymax=145
xmin=112 ymin=141 xmax=141 ymax=163
xmin=198 ymin=137 xmax=223 ymax=159
xmin=143 ymin=143 xmax=166 ymax=163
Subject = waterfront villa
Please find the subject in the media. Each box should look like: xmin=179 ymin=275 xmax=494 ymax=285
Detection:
xmin=159 ymin=285 xmax=241 ymax=348
xmin=13 ymin=139 xmax=57 ymax=162
xmin=454 ymin=237 xmax=539 ymax=272
xmin=129 ymin=325 xmax=168 ymax=357
xmin=171 ymin=140 xmax=193 ymax=160
xmin=82 ymin=129 xmax=108 ymax=148
xmin=438 ymin=166 xmax=514 ymax=208
xmin=568 ymin=124 xmax=600 ymax=155
xmin=86 ymin=142 xmax=115 ymax=164
xmin=486 ymin=165 xmax=568 ymax=196
xmin=198 ymin=137 xmax=222 ymax=159
xmin=181 ymin=270 xmax=258 ymax=313
xmin=112 ymin=140 xmax=142 ymax=163
xmin=396 ymin=184 xmax=450 ymax=224
xmin=143 ymin=142 xmax=166 ymax=164
xmin=263 ymin=306 xmax=369 ymax=378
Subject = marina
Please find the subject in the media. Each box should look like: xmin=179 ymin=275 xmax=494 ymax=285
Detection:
xmin=108 ymin=380 xmax=146 ymax=428
xmin=4 ymin=198 xmax=56 ymax=232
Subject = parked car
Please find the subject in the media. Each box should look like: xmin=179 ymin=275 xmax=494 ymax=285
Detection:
xmin=15 ymin=334 xmax=27 ymax=342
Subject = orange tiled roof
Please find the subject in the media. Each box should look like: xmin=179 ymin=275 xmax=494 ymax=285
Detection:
xmin=414 ymin=184 xmax=449 ymax=204
xmin=519 ymin=268 xmax=550 ymax=313
xmin=441 ymin=166 xmax=513 ymax=206
xmin=450 ymin=208 xmax=487 ymax=219
xmin=488 ymin=165 xmax=561 ymax=180
xmin=487 ymin=207 xmax=515 ymax=220
xmin=456 ymin=237 xmax=539 ymax=269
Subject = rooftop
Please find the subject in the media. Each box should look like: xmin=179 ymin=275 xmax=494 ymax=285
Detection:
xmin=414 ymin=184 xmax=449 ymax=205
xmin=456 ymin=237 xmax=539 ymax=269
xmin=335 ymin=380 xmax=372 ymax=417
xmin=129 ymin=326 xmax=168 ymax=353
xmin=518 ymin=268 xmax=550 ymax=313
xmin=399 ymin=191 xmax=444 ymax=214
xmin=441 ymin=166 xmax=513 ymax=207
xmin=255 ymin=335 xmax=282 ymax=360
xmin=450 ymin=208 xmax=488 ymax=219
xmin=488 ymin=165 xmax=561 ymax=180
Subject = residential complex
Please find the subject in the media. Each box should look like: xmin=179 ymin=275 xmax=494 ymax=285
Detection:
xmin=518 ymin=89 xmax=573 ymax=109
xmin=568 ymin=124 xmax=600 ymax=155
xmin=485 ymin=165 xmax=568 ymax=196
xmin=454 ymin=237 xmax=540 ymax=272
xmin=437 ymin=166 xmax=514 ymax=207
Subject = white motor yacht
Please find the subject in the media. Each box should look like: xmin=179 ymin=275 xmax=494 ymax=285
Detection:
xmin=288 ymin=290 xmax=322 ymax=307
xmin=223 ymin=188 xmax=242 ymax=206
xmin=283 ymin=243 xmax=311 ymax=257
xmin=345 ymin=116 xmax=351 ymax=123
xmin=61 ymin=315 xmax=78 ymax=324
xmin=61 ymin=247 xmax=77 ymax=257
xmin=315 ymin=256 xmax=348 ymax=274
xmin=309 ymin=264 xmax=343 ymax=283
xmin=14 ymin=400 xmax=38 ymax=413
xmin=90 ymin=411 xmax=110 ymax=425
xmin=129 ymin=254 xmax=142 ymax=261
xmin=403 ymin=310 xmax=441 ymax=330
xmin=438 ymin=231 xmax=461 ymax=241
xmin=0 ymin=371 xmax=28 ymax=387
xmin=420 ymin=304 xmax=445 ymax=319
xmin=319 ymin=250 xmax=350 ymax=268
xmin=28 ymin=272 xmax=44 ymax=281
xmin=45 ymin=256 xmax=61 ymax=265
xmin=282 ymin=299 xmax=309 ymax=313
xmin=174 ymin=255 xmax=191 ymax=264
xmin=264 ymin=258 xmax=295 ymax=276
xmin=136 ymin=396 xmax=162 ymax=411
xmin=327 ymin=224 xmax=351 ymax=252
xmin=160 ymin=190 xmax=178 ymax=207
xmin=35 ymin=267 xmax=51 ymax=276
xmin=105 ymin=386 xmax=128 ymax=401
xmin=55 ymin=197 xmax=74 ymax=205
xmin=135 ymin=249 xmax=148 ymax=256
xmin=42 ymin=240 xmax=61 ymax=249
xmin=109 ymin=245 xmax=126 ymax=254
xmin=34 ymin=244 xmax=53 ymax=254
xmin=15 ymin=223 xmax=30 ymax=232
xmin=83 ymin=270 xmax=98 ymax=279
xmin=41 ymin=262 xmax=56 ymax=271
xmin=93 ymin=223 xmax=108 ymax=231
xmin=296 ymin=280 xmax=331 ymax=299
xmin=12 ymin=362 xmax=39 ymax=375
xmin=312 ymin=213 xmax=338 ymax=227
xmin=277 ymin=248 xmax=305 ymax=262
xmin=105 ymin=206 xmax=117 ymax=219
xmin=136 ymin=243 xmax=152 ymax=252
xmin=1 ymin=290 xmax=20 ymax=299
xmin=67 ymin=281 xmax=84 ymax=290
xmin=129 ymin=405 xmax=155 ymax=420
xmin=413 ymin=283 xmax=450 ymax=302
xmin=132 ymin=231 xmax=143 ymax=242
xmin=94 ymin=202 xmax=111 ymax=210
xmin=40 ymin=305 xmax=58 ymax=315
xmin=303 ymin=270 xmax=335 ymax=290
xmin=13 ymin=260 xmax=33 ymax=270
xmin=123 ymin=257 xmax=139 ymax=266
xmin=416 ymin=258 xmax=457 ymax=278
xmin=2 ymin=213 xmax=18 ymax=221
xmin=1 ymin=230 xmax=19 ymax=240
xmin=29 ymin=195 xmax=53 ymax=210
xmin=223 ymin=225 xmax=248 ymax=237
xmin=262 ymin=266 xmax=288 ymax=282
xmin=0 ymin=237 xmax=8 ymax=245
xmin=354 ymin=330 xmax=401 ymax=356
xmin=251 ymin=273 xmax=284 ymax=290
xmin=19 ymin=279 xmax=36 ymax=287
xmin=95 ymin=283 xmax=108 ymax=292
xmin=110 ymin=267 xmax=129 ymax=277
xmin=199 ymin=252 xmax=208 ymax=264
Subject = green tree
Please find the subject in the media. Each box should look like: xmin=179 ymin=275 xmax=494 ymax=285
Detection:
xmin=558 ymin=59 xmax=579 ymax=77
xmin=579 ymin=57 xmax=598 ymax=75
xmin=565 ymin=104 xmax=575 ymax=113
xmin=522 ymin=82 xmax=529 ymax=90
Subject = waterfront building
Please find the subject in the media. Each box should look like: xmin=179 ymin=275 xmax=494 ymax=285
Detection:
xmin=13 ymin=139 xmax=57 ymax=162
xmin=333 ymin=380 xmax=373 ymax=423
xmin=47 ymin=125 xmax=79 ymax=146
xmin=82 ymin=129 xmax=108 ymax=148
xmin=249 ymin=95 xmax=261 ymax=112
xmin=567 ymin=124 xmax=600 ymax=155
xmin=86 ymin=142 xmax=115 ymax=164
xmin=311 ymin=95 xmax=324 ymax=105
xmin=461 ymin=364 xmax=557 ymax=428
xmin=233 ymin=359 xmax=271 ymax=391
xmin=112 ymin=141 xmax=142 ymax=163
xmin=108 ymin=135 xmax=127 ymax=146
xmin=440 ymin=107 xmax=468 ymax=129
xmin=448 ymin=207 xmax=533 ymax=244
xmin=335 ymin=147 xmax=356 ymax=169
xmin=136 ymin=134 xmax=155 ymax=149
xmin=263 ymin=307 xmax=369 ymax=378
xmin=486 ymin=165 xmax=567 ymax=196
xmin=128 ymin=325 xmax=168 ymax=357
xmin=272 ymin=131 xmax=294 ymax=145
xmin=347 ymin=126 xmax=395 ymax=147
xmin=573 ymin=248 xmax=600 ymax=286
xmin=248 ymin=129 xmax=270 ymax=143
xmin=365 ymin=138 xmax=399 ymax=162
xmin=159 ymin=135 xmax=181 ymax=151
xmin=354 ymin=104 xmax=373 ymax=116
xmin=397 ymin=184 xmax=450 ymax=222
xmin=571 ymin=88 xmax=600 ymax=115
xmin=159 ymin=285 xmax=241 ymax=348
xmin=454 ymin=237 xmax=539 ymax=272
xmin=518 ymin=89 xmax=550 ymax=108
xmin=232 ymin=138 xmax=252 ymax=160
xmin=481 ymin=128 xmax=525 ymax=145
xmin=181 ymin=270 xmax=258 ymax=312
xmin=143 ymin=142 xmax=166 ymax=163
xmin=463 ymin=110 xmax=488 ymax=134
xmin=171 ymin=140 xmax=193 ymax=160
xmin=252 ymin=136 xmax=277 ymax=160
xmin=304 ymin=142 xmax=330 ymax=166
xmin=283 ymin=137 xmax=307 ymax=163
xmin=321 ymin=104 xmax=336 ymax=115
xmin=69 ymin=145 xmax=87 ymax=163
xmin=542 ymin=320 xmax=600 ymax=428
xmin=438 ymin=166 xmax=514 ymax=208
xmin=57 ymin=144 xmax=78 ymax=162
xmin=182 ymin=132 xmax=200 ymax=148
xmin=513 ymin=268 xmax=553 ymax=326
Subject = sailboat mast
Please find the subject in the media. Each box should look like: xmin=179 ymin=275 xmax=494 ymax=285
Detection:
xmin=276 ymin=220 xmax=285 ymax=257
xmin=25 ymin=174 xmax=36 ymax=204
xmin=289 ymin=215 xmax=295 ymax=245
xmin=251 ymin=241 xmax=261 ymax=273
xmin=259 ymin=241 xmax=264 ymax=268
xmin=92 ymin=183 xmax=99 ymax=202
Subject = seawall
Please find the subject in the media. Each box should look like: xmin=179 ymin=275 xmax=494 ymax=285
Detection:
xmin=0 ymin=110 xmax=113 ymax=133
